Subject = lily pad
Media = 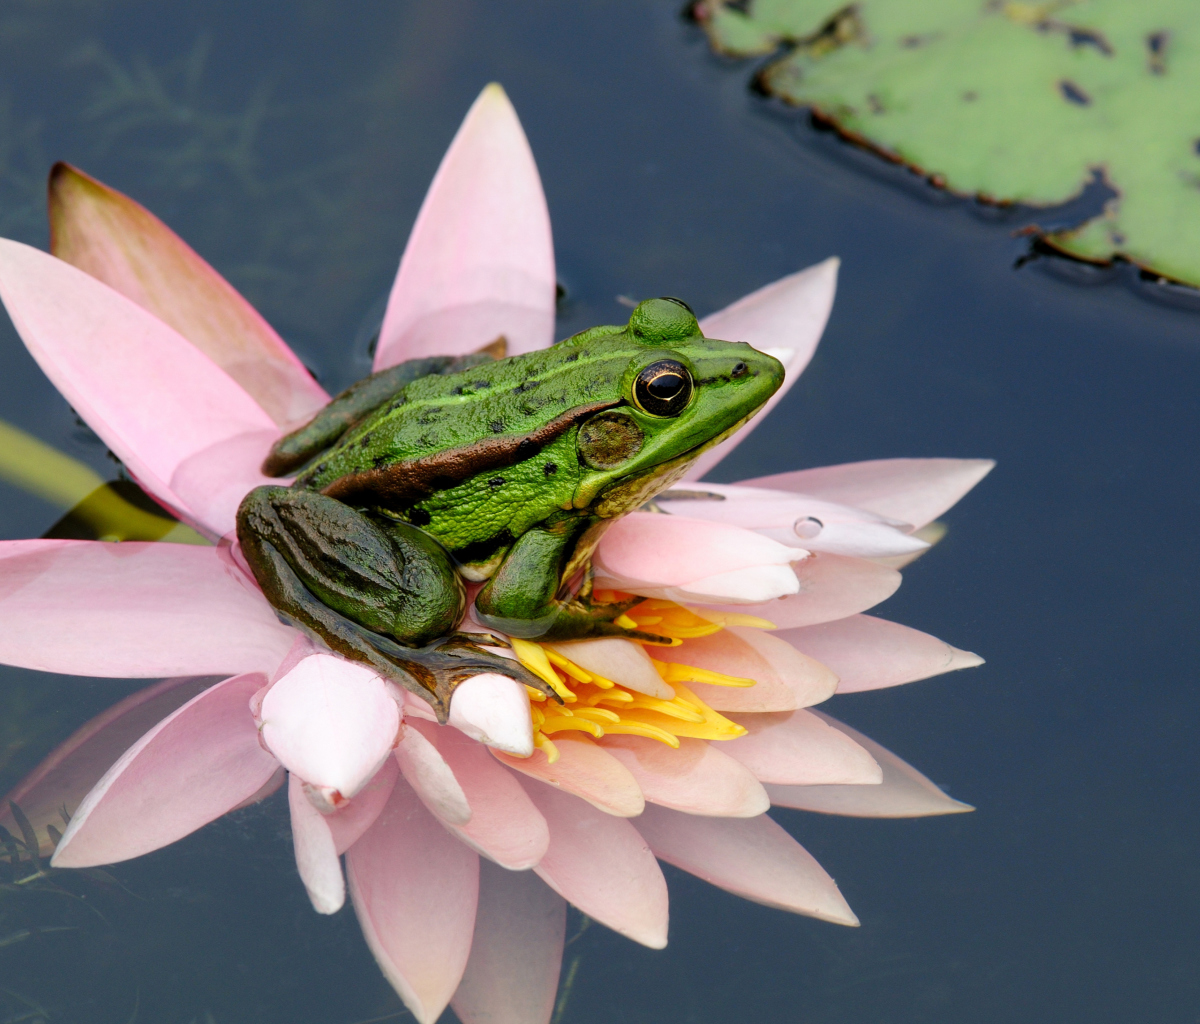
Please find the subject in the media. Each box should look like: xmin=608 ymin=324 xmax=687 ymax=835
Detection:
xmin=694 ymin=0 xmax=1200 ymax=286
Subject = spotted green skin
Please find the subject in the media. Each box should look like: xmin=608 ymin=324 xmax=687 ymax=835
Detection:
xmin=236 ymin=299 xmax=783 ymax=716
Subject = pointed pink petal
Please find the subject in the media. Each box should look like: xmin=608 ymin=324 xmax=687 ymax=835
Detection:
xmin=259 ymin=654 xmax=400 ymax=800
xmin=519 ymin=775 xmax=668 ymax=948
xmin=409 ymin=720 xmax=549 ymax=870
xmin=686 ymin=258 xmax=838 ymax=481
xmin=0 ymin=239 xmax=277 ymax=526
xmin=634 ymin=803 xmax=857 ymax=925
xmin=599 ymin=735 xmax=769 ymax=817
xmin=653 ymin=627 xmax=837 ymax=712
xmin=547 ymin=638 xmax=674 ymax=698
xmin=493 ymin=734 xmax=644 ymax=817
xmin=766 ymin=711 xmax=973 ymax=817
xmin=452 ymin=859 xmax=565 ymax=1024
xmin=48 ymin=163 xmax=328 ymax=425
xmin=742 ymin=458 xmax=995 ymax=530
xmin=51 ymin=672 xmax=277 ymax=868
xmin=326 ymin=756 xmax=400 ymax=855
xmin=447 ymin=672 xmax=534 ymax=756
xmin=594 ymin=512 xmax=799 ymax=591
xmin=288 ymin=771 xmax=345 ymax=914
xmin=375 ymin=84 xmax=555 ymax=369
xmin=1 ymin=676 xmax=214 ymax=856
xmin=780 ymin=614 xmax=983 ymax=693
xmin=697 ymin=553 xmax=902 ymax=629
xmin=722 ymin=710 xmax=882 ymax=785
xmin=346 ymin=779 xmax=480 ymax=1024
xmin=394 ymin=723 xmax=471 ymax=826
xmin=0 ymin=540 xmax=294 ymax=677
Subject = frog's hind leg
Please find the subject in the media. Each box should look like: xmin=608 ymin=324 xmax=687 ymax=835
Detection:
xmin=236 ymin=486 xmax=551 ymax=719
xmin=263 ymin=350 xmax=496 ymax=476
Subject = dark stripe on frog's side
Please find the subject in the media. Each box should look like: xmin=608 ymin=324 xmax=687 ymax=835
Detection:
xmin=315 ymin=400 xmax=620 ymax=509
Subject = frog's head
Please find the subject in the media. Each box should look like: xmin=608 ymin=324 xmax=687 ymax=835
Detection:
xmin=570 ymin=297 xmax=784 ymax=515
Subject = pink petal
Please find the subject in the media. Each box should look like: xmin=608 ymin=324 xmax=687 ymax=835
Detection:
xmin=519 ymin=775 xmax=668 ymax=948
xmin=653 ymin=627 xmax=837 ymax=712
xmin=686 ymin=258 xmax=838 ymax=481
xmin=168 ymin=428 xmax=285 ymax=539
xmin=656 ymin=484 xmax=928 ymax=559
xmin=599 ymin=735 xmax=768 ymax=817
xmin=345 ymin=779 xmax=480 ymax=1024
xmin=375 ymin=84 xmax=555 ymax=369
xmin=594 ymin=512 xmax=799 ymax=588
xmin=547 ymin=637 xmax=674 ymax=698
xmin=0 ymin=239 xmax=277 ymax=527
xmin=51 ymin=672 xmax=277 ymax=868
xmin=634 ymin=803 xmax=858 ymax=925
xmin=327 ymin=756 xmax=400 ymax=855
xmin=766 ymin=711 xmax=973 ymax=817
xmin=409 ymin=719 xmax=549 ymax=870
xmin=493 ymin=734 xmax=644 ymax=818
xmin=742 ymin=458 xmax=995 ymax=530
xmin=288 ymin=771 xmax=344 ymax=914
xmin=1 ymin=676 xmax=214 ymax=856
xmin=780 ymin=614 xmax=983 ymax=693
xmin=722 ymin=710 xmax=882 ymax=785
xmin=0 ymin=540 xmax=294 ymax=678
xmin=452 ymin=860 xmax=566 ymax=1024
xmin=447 ymin=672 xmax=534 ymax=756
xmin=697 ymin=553 xmax=902 ymax=630
xmin=394 ymin=723 xmax=472 ymax=826
xmin=48 ymin=163 xmax=328 ymax=425
xmin=259 ymin=654 xmax=400 ymax=801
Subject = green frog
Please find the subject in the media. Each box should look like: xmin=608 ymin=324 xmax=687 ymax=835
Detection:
xmin=237 ymin=298 xmax=783 ymax=718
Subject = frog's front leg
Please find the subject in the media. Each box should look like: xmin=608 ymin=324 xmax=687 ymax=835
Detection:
xmin=474 ymin=520 xmax=668 ymax=642
xmin=236 ymin=486 xmax=551 ymax=718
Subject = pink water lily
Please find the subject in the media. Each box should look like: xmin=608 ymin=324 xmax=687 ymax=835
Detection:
xmin=0 ymin=84 xmax=990 ymax=1024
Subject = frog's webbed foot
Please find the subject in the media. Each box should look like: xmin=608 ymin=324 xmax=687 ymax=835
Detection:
xmin=237 ymin=486 xmax=555 ymax=719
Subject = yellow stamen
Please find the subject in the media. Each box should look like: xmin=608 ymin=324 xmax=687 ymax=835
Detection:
xmin=540 ymin=716 xmax=604 ymax=739
xmin=512 ymin=638 xmax=576 ymax=700
xmin=534 ymin=733 xmax=560 ymax=763
xmin=651 ymin=659 xmax=756 ymax=688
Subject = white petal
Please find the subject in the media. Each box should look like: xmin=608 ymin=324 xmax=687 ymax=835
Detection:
xmin=448 ymin=673 xmax=534 ymax=757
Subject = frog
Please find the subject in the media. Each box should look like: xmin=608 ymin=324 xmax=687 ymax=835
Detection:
xmin=236 ymin=297 xmax=784 ymax=719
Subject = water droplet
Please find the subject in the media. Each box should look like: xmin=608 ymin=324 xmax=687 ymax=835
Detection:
xmin=794 ymin=516 xmax=823 ymax=539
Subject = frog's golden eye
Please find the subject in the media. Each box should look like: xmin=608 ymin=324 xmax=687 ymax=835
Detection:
xmin=633 ymin=359 xmax=693 ymax=417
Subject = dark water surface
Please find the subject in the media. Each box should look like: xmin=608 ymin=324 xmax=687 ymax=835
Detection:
xmin=1 ymin=3 xmax=1197 ymax=1022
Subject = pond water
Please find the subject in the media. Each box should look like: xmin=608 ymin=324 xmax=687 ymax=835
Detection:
xmin=0 ymin=2 xmax=1197 ymax=1022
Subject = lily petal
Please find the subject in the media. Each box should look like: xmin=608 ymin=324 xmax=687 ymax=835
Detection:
xmin=287 ymin=771 xmax=345 ymax=914
xmin=375 ymin=83 xmax=555 ymax=369
xmin=51 ymin=672 xmax=277 ymax=868
xmin=346 ymin=780 xmax=480 ymax=1024
xmin=781 ymin=614 xmax=983 ymax=693
xmin=0 ymin=239 xmax=276 ymax=527
xmin=653 ymin=626 xmax=837 ymax=712
xmin=448 ymin=672 xmax=534 ymax=756
xmin=394 ymin=722 xmax=472 ymax=826
xmin=493 ymin=734 xmax=644 ymax=818
xmin=743 ymin=458 xmax=995 ymax=530
xmin=409 ymin=719 xmax=549 ymax=870
xmin=722 ymin=710 xmax=882 ymax=785
xmin=686 ymin=258 xmax=838 ymax=481
xmin=0 ymin=540 xmax=294 ymax=678
xmin=696 ymin=553 xmax=902 ymax=630
xmin=634 ymin=803 xmax=858 ymax=926
xmin=547 ymin=638 xmax=674 ymax=699
xmin=168 ymin=428 xmax=285 ymax=539
xmin=327 ymin=756 xmax=400 ymax=855
xmin=519 ymin=775 xmax=668 ymax=949
xmin=1 ymin=676 xmax=214 ymax=856
xmin=259 ymin=654 xmax=400 ymax=802
xmin=452 ymin=859 xmax=566 ymax=1024
xmin=599 ymin=735 xmax=769 ymax=818
xmin=766 ymin=711 xmax=974 ymax=817
xmin=48 ymin=163 xmax=328 ymax=425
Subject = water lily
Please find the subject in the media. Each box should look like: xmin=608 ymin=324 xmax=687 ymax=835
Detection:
xmin=0 ymin=84 xmax=990 ymax=1024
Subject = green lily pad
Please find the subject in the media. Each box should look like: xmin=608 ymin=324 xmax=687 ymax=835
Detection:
xmin=694 ymin=0 xmax=1200 ymax=286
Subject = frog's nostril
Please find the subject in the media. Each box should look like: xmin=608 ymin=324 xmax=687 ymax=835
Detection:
xmin=731 ymin=361 xmax=748 ymax=378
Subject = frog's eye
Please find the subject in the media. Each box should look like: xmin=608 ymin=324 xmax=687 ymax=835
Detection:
xmin=633 ymin=359 xmax=693 ymax=417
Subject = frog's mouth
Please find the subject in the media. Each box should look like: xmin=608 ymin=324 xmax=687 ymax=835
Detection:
xmin=582 ymin=408 xmax=759 ymax=520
